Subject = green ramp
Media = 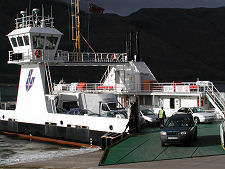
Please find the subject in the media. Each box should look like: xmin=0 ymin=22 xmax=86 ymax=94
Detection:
xmin=100 ymin=123 xmax=225 ymax=166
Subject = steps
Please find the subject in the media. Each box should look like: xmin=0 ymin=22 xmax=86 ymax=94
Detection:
xmin=203 ymin=82 xmax=225 ymax=118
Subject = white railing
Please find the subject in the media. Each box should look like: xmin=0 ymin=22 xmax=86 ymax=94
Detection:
xmin=15 ymin=15 xmax=54 ymax=29
xmin=8 ymin=50 xmax=128 ymax=63
xmin=55 ymin=50 xmax=128 ymax=63
xmin=53 ymin=82 xmax=200 ymax=94
xmin=205 ymin=82 xmax=225 ymax=113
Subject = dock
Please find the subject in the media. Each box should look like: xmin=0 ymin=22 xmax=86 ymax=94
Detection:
xmin=100 ymin=122 xmax=225 ymax=166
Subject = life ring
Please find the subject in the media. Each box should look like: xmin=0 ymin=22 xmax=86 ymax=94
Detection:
xmin=111 ymin=54 xmax=115 ymax=60
xmin=35 ymin=49 xmax=42 ymax=58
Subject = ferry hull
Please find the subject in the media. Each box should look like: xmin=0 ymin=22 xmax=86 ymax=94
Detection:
xmin=0 ymin=120 xmax=105 ymax=146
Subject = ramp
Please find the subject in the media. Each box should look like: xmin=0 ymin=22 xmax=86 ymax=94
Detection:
xmin=100 ymin=122 xmax=225 ymax=166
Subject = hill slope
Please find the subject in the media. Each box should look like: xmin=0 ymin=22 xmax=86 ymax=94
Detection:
xmin=1 ymin=0 xmax=225 ymax=84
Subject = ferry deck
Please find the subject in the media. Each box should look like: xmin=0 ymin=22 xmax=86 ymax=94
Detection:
xmin=100 ymin=121 xmax=225 ymax=166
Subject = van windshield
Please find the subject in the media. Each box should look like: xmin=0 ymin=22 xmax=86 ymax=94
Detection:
xmin=108 ymin=103 xmax=117 ymax=110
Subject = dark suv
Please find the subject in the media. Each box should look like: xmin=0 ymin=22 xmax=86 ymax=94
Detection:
xmin=160 ymin=114 xmax=197 ymax=146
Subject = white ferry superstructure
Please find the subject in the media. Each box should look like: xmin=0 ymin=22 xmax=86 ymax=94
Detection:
xmin=0 ymin=8 xmax=225 ymax=146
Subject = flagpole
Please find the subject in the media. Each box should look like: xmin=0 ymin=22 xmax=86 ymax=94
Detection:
xmin=87 ymin=0 xmax=90 ymax=52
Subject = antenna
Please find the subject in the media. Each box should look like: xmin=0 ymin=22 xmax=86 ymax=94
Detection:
xmin=20 ymin=10 xmax=27 ymax=27
xmin=41 ymin=4 xmax=46 ymax=28
xmin=51 ymin=5 xmax=54 ymax=28
xmin=29 ymin=0 xmax=32 ymax=16
xmin=42 ymin=4 xmax=44 ymax=19
xmin=32 ymin=8 xmax=39 ymax=27
xmin=51 ymin=5 xmax=53 ymax=18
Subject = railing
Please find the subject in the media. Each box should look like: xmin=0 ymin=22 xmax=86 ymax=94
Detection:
xmin=55 ymin=50 xmax=128 ymax=63
xmin=15 ymin=15 xmax=54 ymax=29
xmin=8 ymin=50 xmax=128 ymax=63
xmin=205 ymin=82 xmax=225 ymax=113
xmin=53 ymin=82 xmax=200 ymax=94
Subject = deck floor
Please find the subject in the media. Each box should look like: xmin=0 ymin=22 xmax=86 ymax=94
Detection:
xmin=100 ymin=122 xmax=225 ymax=166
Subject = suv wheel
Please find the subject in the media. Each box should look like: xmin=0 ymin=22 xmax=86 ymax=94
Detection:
xmin=161 ymin=141 xmax=166 ymax=147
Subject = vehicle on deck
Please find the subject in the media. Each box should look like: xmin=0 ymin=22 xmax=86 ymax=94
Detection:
xmin=140 ymin=109 xmax=159 ymax=126
xmin=160 ymin=114 xmax=197 ymax=146
xmin=66 ymin=108 xmax=99 ymax=116
xmin=176 ymin=107 xmax=217 ymax=124
xmin=101 ymin=110 xmax=128 ymax=119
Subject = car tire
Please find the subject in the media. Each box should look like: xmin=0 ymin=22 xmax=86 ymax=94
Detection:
xmin=161 ymin=141 xmax=166 ymax=147
xmin=194 ymin=117 xmax=200 ymax=124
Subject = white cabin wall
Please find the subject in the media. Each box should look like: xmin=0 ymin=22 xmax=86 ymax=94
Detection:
xmin=149 ymin=96 xmax=200 ymax=117
xmin=180 ymin=98 xmax=197 ymax=107
xmin=15 ymin=64 xmax=48 ymax=124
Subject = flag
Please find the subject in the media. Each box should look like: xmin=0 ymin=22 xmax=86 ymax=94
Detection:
xmin=89 ymin=3 xmax=104 ymax=15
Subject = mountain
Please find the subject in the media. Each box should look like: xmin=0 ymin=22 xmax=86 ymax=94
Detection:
xmin=0 ymin=0 xmax=225 ymax=85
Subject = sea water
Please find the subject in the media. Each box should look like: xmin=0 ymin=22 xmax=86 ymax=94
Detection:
xmin=0 ymin=134 xmax=98 ymax=166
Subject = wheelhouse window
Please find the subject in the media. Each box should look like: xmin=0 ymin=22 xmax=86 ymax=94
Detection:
xmin=10 ymin=37 xmax=17 ymax=47
xmin=23 ymin=35 xmax=30 ymax=46
xmin=45 ymin=37 xmax=58 ymax=50
xmin=17 ymin=37 xmax=24 ymax=46
xmin=33 ymin=36 xmax=44 ymax=49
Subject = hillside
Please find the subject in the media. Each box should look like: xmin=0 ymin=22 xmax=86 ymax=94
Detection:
xmin=1 ymin=0 xmax=225 ymax=85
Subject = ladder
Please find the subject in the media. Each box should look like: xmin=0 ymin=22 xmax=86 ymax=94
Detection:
xmin=45 ymin=63 xmax=56 ymax=113
xmin=45 ymin=63 xmax=53 ymax=95
xmin=100 ymin=66 xmax=112 ymax=84
xmin=204 ymin=82 xmax=225 ymax=118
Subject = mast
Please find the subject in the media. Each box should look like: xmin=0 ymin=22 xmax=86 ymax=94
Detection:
xmin=71 ymin=0 xmax=81 ymax=61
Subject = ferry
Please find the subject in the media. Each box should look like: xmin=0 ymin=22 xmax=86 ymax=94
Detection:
xmin=1 ymin=4 xmax=225 ymax=147
xmin=0 ymin=8 xmax=130 ymax=146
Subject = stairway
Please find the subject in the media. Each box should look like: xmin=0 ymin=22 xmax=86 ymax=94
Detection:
xmin=45 ymin=63 xmax=53 ymax=95
xmin=204 ymin=82 xmax=225 ymax=118
xmin=45 ymin=63 xmax=55 ymax=113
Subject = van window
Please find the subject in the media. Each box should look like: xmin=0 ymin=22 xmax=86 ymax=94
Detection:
xmin=23 ymin=35 xmax=30 ymax=46
xmin=10 ymin=37 xmax=18 ymax=47
xmin=108 ymin=103 xmax=117 ymax=110
xmin=17 ymin=37 xmax=24 ymax=46
xmin=33 ymin=36 xmax=44 ymax=49
xmin=102 ymin=104 xmax=110 ymax=111
xmin=63 ymin=101 xmax=78 ymax=111
xmin=45 ymin=37 xmax=58 ymax=50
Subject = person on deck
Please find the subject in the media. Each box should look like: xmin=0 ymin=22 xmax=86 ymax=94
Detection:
xmin=158 ymin=107 xmax=166 ymax=128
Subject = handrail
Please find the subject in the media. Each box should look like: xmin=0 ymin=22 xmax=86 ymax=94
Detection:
xmin=205 ymin=82 xmax=225 ymax=112
xmin=8 ymin=50 xmax=128 ymax=63
xmin=53 ymin=82 xmax=200 ymax=94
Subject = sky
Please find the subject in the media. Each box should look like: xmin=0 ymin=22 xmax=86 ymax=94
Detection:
xmin=60 ymin=0 xmax=225 ymax=16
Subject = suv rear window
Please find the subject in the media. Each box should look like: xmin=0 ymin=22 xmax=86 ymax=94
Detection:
xmin=165 ymin=116 xmax=192 ymax=127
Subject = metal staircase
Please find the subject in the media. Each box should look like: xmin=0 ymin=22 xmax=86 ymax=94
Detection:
xmin=45 ymin=63 xmax=53 ymax=95
xmin=45 ymin=63 xmax=56 ymax=113
xmin=100 ymin=66 xmax=112 ymax=84
xmin=203 ymin=82 xmax=225 ymax=118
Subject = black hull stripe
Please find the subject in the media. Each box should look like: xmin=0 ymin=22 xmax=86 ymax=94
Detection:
xmin=0 ymin=120 xmax=106 ymax=147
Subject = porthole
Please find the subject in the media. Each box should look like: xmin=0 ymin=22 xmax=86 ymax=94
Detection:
xmin=109 ymin=125 xmax=113 ymax=130
xmin=60 ymin=120 xmax=63 ymax=125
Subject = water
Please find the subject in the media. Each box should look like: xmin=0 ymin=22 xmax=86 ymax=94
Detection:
xmin=0 ymin=134 xmax=99 ymax=166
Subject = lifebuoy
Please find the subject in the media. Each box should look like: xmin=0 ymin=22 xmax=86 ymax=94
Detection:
xmin=35 ymin=49 xmax=42 ymax=58
xmin=111 ymin=54 xmax=115 ymax=60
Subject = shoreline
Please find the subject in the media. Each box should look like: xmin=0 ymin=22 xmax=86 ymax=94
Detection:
xmin=3 ymin=150 xmax=225 ymax=169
